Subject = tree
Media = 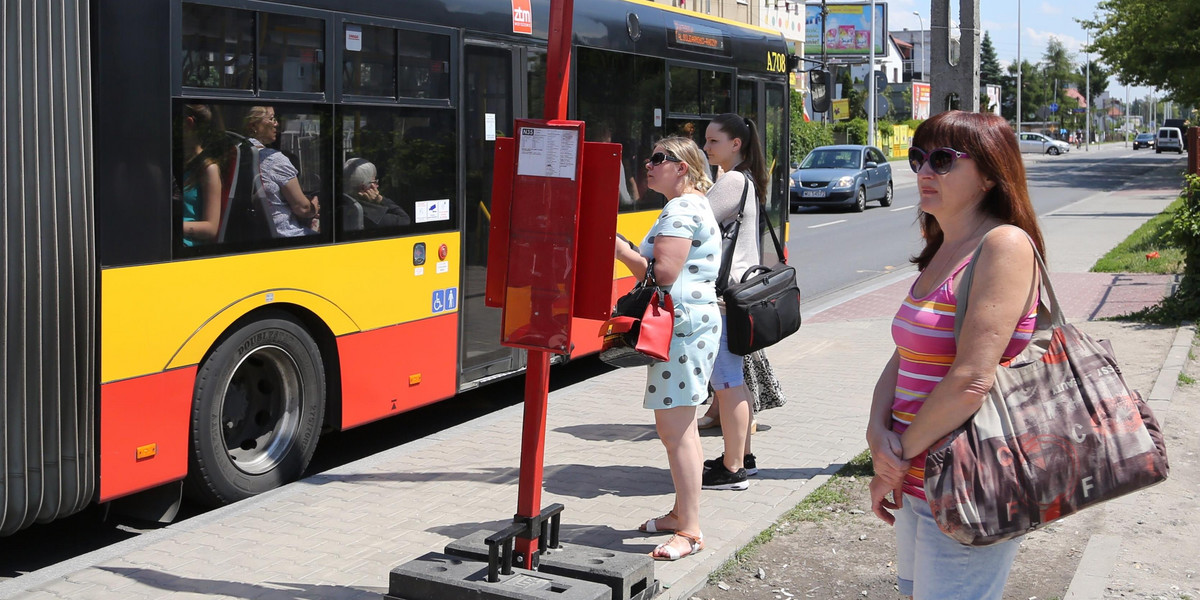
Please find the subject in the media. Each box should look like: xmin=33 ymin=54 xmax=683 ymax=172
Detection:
xmin=980 ymin=32 xmax=1003 ymax=86
xmin=1080 ymin=0 xmax=1200 ymax=107
xmin=1078 ymin=60 xmax=1111 ymax=104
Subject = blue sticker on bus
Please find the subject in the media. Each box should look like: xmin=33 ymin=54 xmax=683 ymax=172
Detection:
xmin=432 ymin=287 xmax=458 ymax=313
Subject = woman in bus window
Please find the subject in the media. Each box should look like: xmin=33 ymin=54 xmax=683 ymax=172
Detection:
xmin=245 ymin=106 xmax=320 ymax=236
xmin=343 ymin=158 xmax=411 ymax=230
xmin=180 ymin=104 xmax=224 ymax=246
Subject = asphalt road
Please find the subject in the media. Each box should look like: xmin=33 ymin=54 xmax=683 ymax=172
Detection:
xmin=789 ymin=145 xmax=1189 ymax=305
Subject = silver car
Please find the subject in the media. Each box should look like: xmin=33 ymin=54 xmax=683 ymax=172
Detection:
xmin=1018 ymin=132 xmax=1070 ymax=155
xmin=789 ymin=145 xmax=893 ymax=212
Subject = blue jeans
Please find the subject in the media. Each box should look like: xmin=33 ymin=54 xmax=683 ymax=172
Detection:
xmin=894 ymin=494 xmax=1021 ymax=599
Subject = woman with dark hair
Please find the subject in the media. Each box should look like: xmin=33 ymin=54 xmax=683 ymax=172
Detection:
xmin=694 ymin=113 xmax=769 ymax=491
xmin=179 ymin=104 xmax=225 ymax=246
xmin=866 ymin=110 xmax=1045 ymax=599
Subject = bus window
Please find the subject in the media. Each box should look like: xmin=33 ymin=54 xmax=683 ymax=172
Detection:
xmin=339 ymin=107 xmax=457 ymax=239
xmin=668 ymin=66 xmax=731 ymax=118
xmin=258 ymin=13 xmax=325 ymax=93
xmin=181 ymin=4 xmax=254 ymax=90
xmin=343 ymin=23 xmax=396 ymax=98
xmin=174 ymin=102 xmax=330 ymax=255
xmin=398 ymin=31 xmax=451 ymax=100
xmin=576 ymin=47 xmax=666 ymax=213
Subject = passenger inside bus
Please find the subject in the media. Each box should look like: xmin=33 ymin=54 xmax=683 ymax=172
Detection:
xmin=179 ymin=104 xmax=226 ymax=246
xmin=244 ymin=106 xmax=320 ymax=236
xmin=341 ymin=158 xmax=411 ymax=231
xmin=590 ymin=123 xmax=638 ymax=208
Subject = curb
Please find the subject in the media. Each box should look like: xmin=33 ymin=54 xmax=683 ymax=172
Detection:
xmin=1062 ymin=324 xmax=1193 ymax=600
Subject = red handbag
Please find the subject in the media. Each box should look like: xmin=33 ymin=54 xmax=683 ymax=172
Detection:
xmin=599 ymin=271 xmax=675 ymax=367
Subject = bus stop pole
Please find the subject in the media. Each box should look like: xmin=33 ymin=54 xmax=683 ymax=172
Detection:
xmin=513 ymin=0 xmax=574 ymax=570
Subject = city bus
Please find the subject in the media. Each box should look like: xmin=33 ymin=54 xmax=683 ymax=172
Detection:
xmin=0 ymin=0 xmax=793 ymax=535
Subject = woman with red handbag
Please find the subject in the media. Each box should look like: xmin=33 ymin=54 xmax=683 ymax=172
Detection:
xmin=614 ymin=136 xmax=722 ymax=561
xmin=865 ymin=111 xmax=1046 ymax=599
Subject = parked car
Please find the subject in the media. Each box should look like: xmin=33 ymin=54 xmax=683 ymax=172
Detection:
xmin=1133 ymin=133 xmax=1155 ymax=149
xmin=1156 ymin=127 xmax=1184 ymax=154
xmin=789 ymin=145 xmax=893 ymax=212
xmin=1018 ymin=132 xmax=1070 ymax=155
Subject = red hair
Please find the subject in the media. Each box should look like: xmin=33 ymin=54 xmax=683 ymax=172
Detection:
xmin=910 ymin=111 xmax=1045 ymax=270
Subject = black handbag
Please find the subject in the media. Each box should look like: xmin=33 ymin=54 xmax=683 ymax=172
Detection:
xmin=718 ymin=187 xmax=801 ymax=356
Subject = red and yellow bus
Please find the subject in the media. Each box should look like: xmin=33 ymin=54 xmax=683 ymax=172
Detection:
xmin=0 ymin=0 xmax=793 ymax=535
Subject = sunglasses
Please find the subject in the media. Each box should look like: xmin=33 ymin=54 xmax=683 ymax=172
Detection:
xmin=908 ymin=147 xmax=971 ymax=175
xmin=646 ymin=152 xmax=682 ymax=167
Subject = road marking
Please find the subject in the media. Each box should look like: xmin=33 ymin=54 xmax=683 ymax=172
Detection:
xmin=808 ymin=219 xmax=846 ymax=229
xmin=890 ymin=205 xmax=915 ymax=212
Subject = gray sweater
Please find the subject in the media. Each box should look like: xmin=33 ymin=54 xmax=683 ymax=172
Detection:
xmin=707 ymin=169 xmax=761 ymax=294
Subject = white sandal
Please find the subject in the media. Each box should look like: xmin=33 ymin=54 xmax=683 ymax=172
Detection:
xmin=651 ymin=531 xmax=703 ymax=561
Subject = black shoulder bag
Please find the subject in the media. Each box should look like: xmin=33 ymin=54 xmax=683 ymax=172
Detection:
xmin=717 ymin=180 xmax=801 ymax=356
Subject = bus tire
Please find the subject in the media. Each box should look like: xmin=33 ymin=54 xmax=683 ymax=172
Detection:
xmin=184 ymin=311 xmax=325 ymax=507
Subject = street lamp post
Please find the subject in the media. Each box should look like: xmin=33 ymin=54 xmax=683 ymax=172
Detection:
xmin=912 ymin=11 xmax=924 ymax=82
xmin=1016 ymin=0 xmax=1022 ymax=135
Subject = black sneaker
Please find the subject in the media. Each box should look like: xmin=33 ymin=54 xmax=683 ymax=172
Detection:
xmin=703 ymin=453 xmax=758 ymax=476
xmin=702 ymin=465 xmax=749 ymax=490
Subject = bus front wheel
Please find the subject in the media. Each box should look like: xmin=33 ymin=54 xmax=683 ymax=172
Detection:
xmin=185 ymin=312 xmax=325 ymax=507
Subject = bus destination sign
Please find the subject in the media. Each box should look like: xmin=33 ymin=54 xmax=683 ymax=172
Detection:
xmin=669 ymin=20 xmax=729 ymax=55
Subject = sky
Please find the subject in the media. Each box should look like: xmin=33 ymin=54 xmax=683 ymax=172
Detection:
xmin=883 ymin=0 xmax=1155 ymax=103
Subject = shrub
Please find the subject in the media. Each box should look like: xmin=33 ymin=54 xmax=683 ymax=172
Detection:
xmin=792 ymin=120 xmax=834 ymax=163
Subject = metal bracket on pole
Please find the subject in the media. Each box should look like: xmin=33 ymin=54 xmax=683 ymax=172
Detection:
xmin=483 ymin=503 xmax=566 ymax=582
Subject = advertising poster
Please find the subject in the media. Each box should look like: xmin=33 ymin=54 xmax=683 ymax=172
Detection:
xmin=832 ymin=98 xmax=851 ymax=121
xmin=912 ymin=81 xmax=930 ymax=120
xmin=804 ymin=3 xmax=888 ymax=58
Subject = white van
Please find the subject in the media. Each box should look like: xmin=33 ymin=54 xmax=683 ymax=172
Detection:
xmin=1156 ymin=127 xmax=1184 ymax=154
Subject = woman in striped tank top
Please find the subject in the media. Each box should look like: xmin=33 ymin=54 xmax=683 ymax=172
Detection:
xmin=865 ymin=111 xmax=1046 ymax=600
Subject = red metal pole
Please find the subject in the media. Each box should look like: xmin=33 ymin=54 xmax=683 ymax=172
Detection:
xmin=543 ymin=0 xmax=574 ymax=121
xmin=514 ymin=0 xmax=574 ymax=570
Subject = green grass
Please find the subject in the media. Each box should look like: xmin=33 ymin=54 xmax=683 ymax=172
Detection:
xmin=706 ymin=450 xmax=874 ymax=584
xmin=1091 ymin=197 xmax=1186 ymax=274
xmin=1179 ymin=372 xmax=1195 ymax=386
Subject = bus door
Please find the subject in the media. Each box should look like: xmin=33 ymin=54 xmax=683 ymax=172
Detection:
xmin=459 ymin=41 xmax=538 ymax=388
xmin=737 ymin=77 xmax=789 ymax=264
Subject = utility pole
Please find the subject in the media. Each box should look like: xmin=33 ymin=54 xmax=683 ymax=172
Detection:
xmin=867 ymin=0 xmax=876 ymax=147
xmin=1085 ymin=29 xmax=1090 ymax=151
xmin=912 ymin=11 xmax=924 ymax=82
xmin=820 ymin=0 xmax=828 ymax=124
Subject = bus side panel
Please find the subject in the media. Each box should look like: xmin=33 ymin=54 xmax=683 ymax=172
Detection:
xmin=98 ymin=368 xmax=196 ymax=502
xmin=337 ymin=315 xmax=459 ymax=429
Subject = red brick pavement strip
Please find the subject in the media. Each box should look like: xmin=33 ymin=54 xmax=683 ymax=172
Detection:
xmin=807 ymin=272 xmax=1177 ymax=324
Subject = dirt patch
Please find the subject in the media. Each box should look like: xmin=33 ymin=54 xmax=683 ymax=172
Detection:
xmin=693 ymin=469 xmax=1096 ymax=600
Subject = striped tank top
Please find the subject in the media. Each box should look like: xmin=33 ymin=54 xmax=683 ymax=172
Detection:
xmin=890 ymin=255 xmax=1039 ymax=500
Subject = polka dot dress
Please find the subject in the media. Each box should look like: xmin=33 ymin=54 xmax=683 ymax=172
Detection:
xmin=639 ymin=193 xmax=722 ymax=410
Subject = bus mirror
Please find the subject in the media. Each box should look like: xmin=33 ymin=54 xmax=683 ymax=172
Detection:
xmin=786 ymin=54 xmax=801 ymax=72
xmin=809 ymin=70 xmax=831 ymax=114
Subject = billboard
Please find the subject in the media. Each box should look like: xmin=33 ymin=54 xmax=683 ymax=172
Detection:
xmin=804 ymin=3 xmax=889 ymax=58
xmin=912 ymin=81 xmax=930 ymax=120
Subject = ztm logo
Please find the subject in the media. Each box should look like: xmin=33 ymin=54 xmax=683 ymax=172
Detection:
xmin=512 ymin=0 xmax=533 ymax=35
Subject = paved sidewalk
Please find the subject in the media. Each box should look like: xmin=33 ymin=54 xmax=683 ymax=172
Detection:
xmin=0 ymin=160 xmax=1192 ymax=600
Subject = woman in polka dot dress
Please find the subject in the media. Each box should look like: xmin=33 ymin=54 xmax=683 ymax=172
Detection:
xmin=614 ymin=136 xmax=721 ymax=561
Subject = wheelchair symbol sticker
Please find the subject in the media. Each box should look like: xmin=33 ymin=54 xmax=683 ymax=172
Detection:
xmin=432 ymin=288 xmax=459 ymax=313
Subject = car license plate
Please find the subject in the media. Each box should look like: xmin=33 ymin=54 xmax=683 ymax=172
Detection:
xmin=802 ymin=190 xmax=826 ymax=198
